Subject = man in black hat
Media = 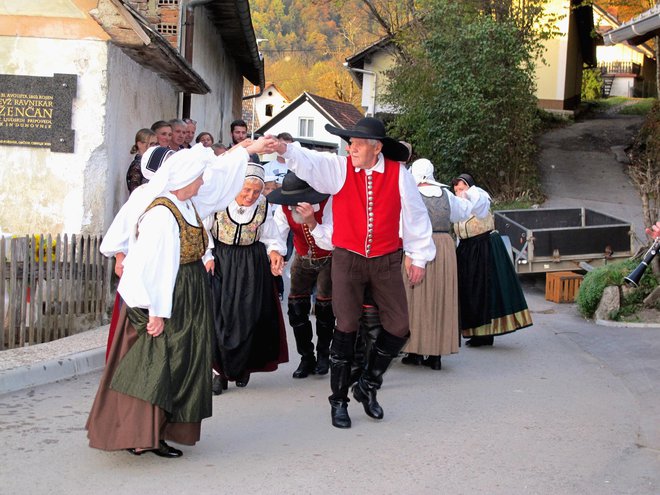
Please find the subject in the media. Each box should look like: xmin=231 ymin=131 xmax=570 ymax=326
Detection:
xmin=267 ymin=172 xmax=335 ymax=379
xmin=272 ymin=118 xmax=435 ymax=428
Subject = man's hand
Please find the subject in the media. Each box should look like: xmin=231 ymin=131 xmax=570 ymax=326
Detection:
xmin=114 ymin=252 xmax=126 ymax=278
xmin=296 ymin=202 xmax=317 ymax=229
xmin=269 ymin=251 xmax=285 ymax=276
xmin=147 ymin=316 xmax=165 ymax=337
xmin=406 ymin=263 xmax=425 ymax=286
xmin=204 ymin=259 xmax=215 ymax=275
xmin=646 ymin=221 xmax=660 ymax=240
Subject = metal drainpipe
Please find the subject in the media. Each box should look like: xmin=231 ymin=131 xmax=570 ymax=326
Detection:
xmin=182 ymin=0 xmax=213 ymax=118
xmin=344 ymin=64 xmax=377 ymax=117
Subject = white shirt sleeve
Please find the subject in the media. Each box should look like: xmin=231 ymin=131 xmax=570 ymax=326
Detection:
xmin=447 ymin=186 xmax=492 ymax=223
xmin=100 ymin=185 xmax=152 ymax=257
xmin=117 ymin=205 xmax=180 ymax=318
xmin=400 ymin=165 xmax=436 ymax=268
xmin=202 ymin=227 xmax=214 ymax=264
xmin=260 ymin=203 xmax=288 ymax=255
xmin=310 ymin=197 xmax=334 ymax=251
xmin=266 ymin=204 xmax=290 ymax=256
xmin=282 ymin=144 xmax=346 ymax=195
xmin=193 ymin=147 xmax=250 ymax=219
xmin=466 ymin=186 xmax=492 ymax=218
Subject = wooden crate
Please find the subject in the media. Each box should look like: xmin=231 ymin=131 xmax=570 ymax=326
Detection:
xmin=545 ymin=271 xmax=584 ymax=303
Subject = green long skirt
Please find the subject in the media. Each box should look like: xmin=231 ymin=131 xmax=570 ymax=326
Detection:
xmin=86 ymin=261 xmax=213 ymax=450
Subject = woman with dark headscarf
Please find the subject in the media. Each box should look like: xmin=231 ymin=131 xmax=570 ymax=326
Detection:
xmin=452 ymin=173 xmax=532 ymax=347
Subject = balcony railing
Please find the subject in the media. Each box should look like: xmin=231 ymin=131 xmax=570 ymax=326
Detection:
xmin=600 ymin=62 xmax=642 ymax=75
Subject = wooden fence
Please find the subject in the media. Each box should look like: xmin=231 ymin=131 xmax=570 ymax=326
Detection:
xmin=1 ymin=234 xmax=113 ymax=350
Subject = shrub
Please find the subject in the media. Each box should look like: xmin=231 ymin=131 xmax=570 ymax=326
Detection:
xmin=576 ymin=258 xmax=658 ymax=318
xmin=383 ymin=0 xmax=545 ymax=201
xmin=581 ymin=67 xmax=603 ymax=101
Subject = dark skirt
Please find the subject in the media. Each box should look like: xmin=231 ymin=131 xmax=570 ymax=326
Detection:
xmin=456 ymin=231 xmax=532 ymax=337
xmin=210 ymin=241 xmax=288 ymax=380
xmin=86 ymin=261 xmax=213 ymax=450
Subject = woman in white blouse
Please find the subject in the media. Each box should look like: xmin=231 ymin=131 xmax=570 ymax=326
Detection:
xmin=208 ymin=163 xmax=288 ymax=392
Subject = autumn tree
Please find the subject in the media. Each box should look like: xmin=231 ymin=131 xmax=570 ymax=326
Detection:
xmin=251 ymin=0 xmax=375 ymax=106
xmin=383 ymin=0 xmax=557 ymax=199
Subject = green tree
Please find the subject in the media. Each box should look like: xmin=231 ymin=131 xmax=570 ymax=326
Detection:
xmin=384 ymin=0 xmax=551 ymax=199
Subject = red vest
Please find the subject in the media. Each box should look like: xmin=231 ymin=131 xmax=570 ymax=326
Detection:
xmin=283 ymin=199 xmax=332 ymax=259
xmin=332 ymin=157 xmax=402 ymax=257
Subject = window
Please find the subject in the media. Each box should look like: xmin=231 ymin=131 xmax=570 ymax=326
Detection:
xmin=299 ymin=118 xmax=314 ymax=137
xmin=265 ymin=104 xmax=273 ymax=117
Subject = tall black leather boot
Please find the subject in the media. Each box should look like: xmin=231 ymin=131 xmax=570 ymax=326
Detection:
xmin=351 ymin=328 xmax=366 ymax=386
xmin=352 ymin=331 xmax=408 ymax=420
xmin=314 ymin=299 xmax=335 ymax=375
xmin=288 ymin=298 xmax=316 ymax=378
xmin=329 ymin=330 xmax=357 ymax=428
xmin=351 ymin=304 xmax=384 ymax=386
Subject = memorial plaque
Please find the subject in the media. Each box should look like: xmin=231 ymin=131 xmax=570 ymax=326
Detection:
xmin=0 ymin=73 xmax=77 ymax=153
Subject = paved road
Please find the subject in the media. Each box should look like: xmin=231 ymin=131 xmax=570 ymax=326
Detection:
xmin=1 ymin=112 xmax=658 ymax=494
xmin=539 ymin=113 xmax=646 ymax=243
xmin=1 ymin=285 xmax=659 ymax=494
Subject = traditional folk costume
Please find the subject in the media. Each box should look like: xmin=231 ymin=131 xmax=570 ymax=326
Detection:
xmin=282 ymin=117 xmax=435 ymax=428
xmin=403 ymin=160 xmax=490 ymax=369
xmin=208 ymin=164 xmax=288 ymax=388
xmin=267 ymin=172 xmax=335 ymax=378
xmin=452 ymin=174 xmax=533 ymax=346
xmin=87 ymin=148 xmax=216 ymax=456
xmin=100 ymin=144 xmax=255 ymax=359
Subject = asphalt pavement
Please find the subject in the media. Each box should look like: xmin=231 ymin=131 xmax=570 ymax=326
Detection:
xmin=0 ymin=112 xmax=658 ymax=494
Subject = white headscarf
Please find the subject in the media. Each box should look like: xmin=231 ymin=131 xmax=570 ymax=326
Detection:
xmin=139 ymin=143 xmax=211 ymax=208
xmin=410 ymin=158 xmax=448 ymax=198
xmin=101 ymin=144 xmax=214 ymax=255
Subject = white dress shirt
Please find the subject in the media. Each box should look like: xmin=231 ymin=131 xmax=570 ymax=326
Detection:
xmin=270 ymin=197 xmax=334 ymax=255
xmin=282 ymin=145 xmax=435 ymax=267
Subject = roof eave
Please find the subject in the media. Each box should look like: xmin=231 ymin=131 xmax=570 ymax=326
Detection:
xmin=203 ymin=0 xmax=265 ymax=89
xmin=603 ymin=6 xmax=660 ymax=46
xmin=92 ymin=0 xmax=211 ymax=94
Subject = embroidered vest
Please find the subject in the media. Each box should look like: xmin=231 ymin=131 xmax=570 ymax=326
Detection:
xmin=453 ymin=211 xmax=495 ymax=240
xmin=332 ymin=157 xmax=402 ymax=257
xmin=145 ymin=197 xmax=207 ymax=264
xmin=283 ymin=199 xmax=332 ymax=259
xmin=212 ymin=201 xmax=268 ymax=246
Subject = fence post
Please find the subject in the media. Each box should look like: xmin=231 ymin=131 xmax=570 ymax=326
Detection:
xmin=0 ymin=237 xmax=5 ymax=350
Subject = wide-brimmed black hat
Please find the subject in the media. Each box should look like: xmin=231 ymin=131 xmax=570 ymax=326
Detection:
xmin=324 ymin=117 xmax=410 ymax=162
xmin=266 ymin=171 xmax=330 ymax=206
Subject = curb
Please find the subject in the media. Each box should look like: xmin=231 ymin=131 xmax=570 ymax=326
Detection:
xmin=0 ymin=347 xmax=105 ymax=396
xmin=0 ymin=325 xmax=108 ymax=396
xmin=595 ymin=318 xmax=660 ymax=329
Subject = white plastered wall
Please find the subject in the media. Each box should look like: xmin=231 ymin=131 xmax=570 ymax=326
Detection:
xmin=0 ymin=36 xmax=106 ymax=235
xmin=0 ymin=37 xmax=178 ymax=235
xmin=187 ymin=13 xmax=242 ymax=146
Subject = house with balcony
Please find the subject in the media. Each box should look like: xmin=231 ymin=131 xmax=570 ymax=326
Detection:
xmin=595 ymin=4 xmax=657 ymax=97
xmin=345 ymin=0 xmax=597 ymax=114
